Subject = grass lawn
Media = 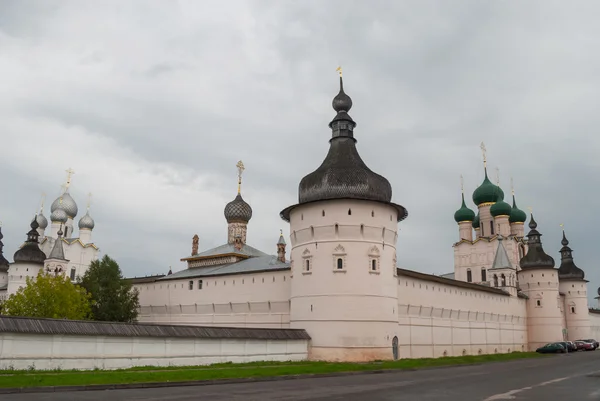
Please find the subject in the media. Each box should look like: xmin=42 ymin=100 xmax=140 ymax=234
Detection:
xmin=0 ymin=352 xmax=545 ymax=389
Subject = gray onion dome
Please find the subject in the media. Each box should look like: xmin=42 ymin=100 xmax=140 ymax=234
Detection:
xmin=50 ymin=207 xmax=68 ymax=223
xmin=224 ymin=194 xmax=253 ymax=223
xmin=51 ymin=192 xmax=78 ymax=219
xmin=78 ymin=211 xmax=95 ymax=230
xmin=36 ymin=212 xmax=48 ymax=229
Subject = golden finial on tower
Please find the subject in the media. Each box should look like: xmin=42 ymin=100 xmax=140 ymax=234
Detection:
xmin=39 ymin=192 xmax=46 ymax=213
xmin=460 ymin=174 xmax=464 ymax=193
xmin=495 ymin=167 xmax=500 ymax=185
xmin=64 ymin=168 xmax=75 ymax=190
xmin=336 ymin=66 xmax=342 ymax=77
xmin=236 ymin=160 xmax=245 ymax=194
xmin=527 ymin=206 xmax=533 ymax=214
xmin=280 ymin=229 xmax=283 ymax=236
xmin=480 ymin=142 xmax=487 ymax=168
xmin=560 ymin=223 xmax=564 ymax=231
xmin=510 ymin=177 xmax=515 ymax=196
xmin=86 ymin=193 xmax=92 ymax=212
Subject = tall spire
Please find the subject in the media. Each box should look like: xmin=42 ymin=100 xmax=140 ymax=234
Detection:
xmin=519 ymin=214 xmax=555 ymax=270
xmin=48 ymin=225 xmax=67 ymax=260
xmin=557 ymin=230 xmax=585 ymax=280
xmin=329 ymin=67 xmax=356 ymax=140
xmin=491 ymin=235 xmax=513 ymax=269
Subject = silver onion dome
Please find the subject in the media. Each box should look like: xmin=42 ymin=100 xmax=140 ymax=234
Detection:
xmin=78 ymin=211 xmax=95 ymax=230
xmin=36 ymin=212 xmax=48 ymax=229
xmin=50 ymin=207 xmax=68 ymax=223
xmin=51 ymin=192 xmax=78 ymax=219
xmin=224 ymin=194 xmax=253 ymax=223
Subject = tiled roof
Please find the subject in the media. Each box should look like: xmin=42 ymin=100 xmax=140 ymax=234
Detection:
xmin=397 ymin=268 xmax=510 ymax=296
xmin=0 ymin=315 xmax=310 ymax=340
xmin=182 ymin=243 xmax=268 ymax=261
xmin=163 ymin=255 xmax=289 ymax=281
xmin=126 ymin=274 xmax=166 ymax=284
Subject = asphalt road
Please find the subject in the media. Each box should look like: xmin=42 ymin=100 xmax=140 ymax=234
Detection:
xmin=9 ymin=351 xmax=600 ymax=401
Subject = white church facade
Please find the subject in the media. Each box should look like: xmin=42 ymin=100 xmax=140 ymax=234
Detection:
xmin=0 ymin=172 xmax=99 ymax=300
xmin=127 ymin=76 xmax=600 ymax=361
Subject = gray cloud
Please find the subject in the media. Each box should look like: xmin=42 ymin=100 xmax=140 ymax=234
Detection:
xmin=1 ymin=0 xmax=599 ymax=302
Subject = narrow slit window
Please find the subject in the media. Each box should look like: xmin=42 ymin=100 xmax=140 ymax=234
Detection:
xmin=337 ymin=258 xmax=343 ymax=270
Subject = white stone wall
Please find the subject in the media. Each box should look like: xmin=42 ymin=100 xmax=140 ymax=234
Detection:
xmin=588 ymin=312 xmax=600 ymax=339
xmin=397 ymin=275 xmax=528 ymax=358
xmin=135 ymin=270 xmax=291 ymax=328
xmin=0 ymin=333 xmax=309 ymax=371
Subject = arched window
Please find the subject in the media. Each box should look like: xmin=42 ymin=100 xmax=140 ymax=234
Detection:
xmin=536 ymin=299 xmax=541 ymax=307
xmin=490 ymin=221 xmax=495 ymax=235
xmin=493 ymin=274 xmax=498 ymax=287
xmin=371 ymin=259 xmax=377 ymax=271
xmin=501 ymin=274 xmax=506 ymax=286
xmin=322 ymin=210 xmax=325 ymax=217
xmin=371 ymin=210 xmax=375 ymax=217
xmin=481 ymin=268 xmax=487 ymax=282
xmin=466 ymin=269 xmax=472 ymax=283
xmin=348 ymin=208 xmax=352 ymax=215
xmin=306 ymin=260 xmax=310 ymax=271
xmin=571 ymin=306 xmax=576 ymax=314
xmin=337 ymin=258 xmax=343 ymax=270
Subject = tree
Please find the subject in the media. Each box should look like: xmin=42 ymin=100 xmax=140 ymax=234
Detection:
xmin=3 ymin=271 xmax=92 ymax=320
xmin=78 ymin=255 xmax=140 ymax=323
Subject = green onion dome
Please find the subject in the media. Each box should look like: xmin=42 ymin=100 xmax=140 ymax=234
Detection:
xmin=472 ymin=213 xmax=480 ymax=229
xmin=490 ymin=191 xmax=512 ymax=217
xmin=454 ymin=193 xmax=476 ymax=223
xmin=472 ymin=169 xmax=504 ymax=206
xmin=509 ymin=195 xmax=527 ymax=224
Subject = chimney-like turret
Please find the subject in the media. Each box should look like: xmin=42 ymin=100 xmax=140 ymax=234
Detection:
xmin=277 ymin=230 xmax=286 ymax=263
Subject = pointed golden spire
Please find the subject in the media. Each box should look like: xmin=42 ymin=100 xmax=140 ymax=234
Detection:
xmin=480 ymin=142 xmax=487 ymax=168
xmin=64 ymin=168 xmax=75 ymax=190
xmin=336 ymin=66 xmax=342 ymax=77
xmin=236 ymin=160 xmax=245 ymax=194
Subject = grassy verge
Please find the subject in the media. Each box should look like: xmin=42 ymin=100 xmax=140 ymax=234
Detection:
xmin=0 ymin=352 xmax=545 ymax=388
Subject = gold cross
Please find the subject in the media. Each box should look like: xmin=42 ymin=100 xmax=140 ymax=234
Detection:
xmin=39 ymin=192 xmax=46 ymax=213
xmin=495 ymin=167 xmax=500 ymax=186
xmin=336 ymin=66 xmax=342 ymax=77
xmin=460 ymin=174 xmax=464 ymax=193
xmin=527 ymin=206 xmax=533 ymax=213
xmin=236 ymin=160 xmax=245 ymax=193
xmin=510 ymin=177 xmax=515 ymax=196
xmin=87 ymin=193 xmax=93 ymax=211
xmin=65 ymin=168 xmax=75 ymax=189
xmin=480 ymin=142 xmax=487 ymax=166
xmin=560 ymin=223 xmax=564 ymax=231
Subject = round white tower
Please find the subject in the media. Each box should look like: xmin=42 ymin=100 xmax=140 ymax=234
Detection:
xmin=7 ymin=218 xmax=47 ymax=296
xmin=517 ymin=215 xmax=564 ymax=351
xmin=557 ymin=231 xmax=590 ymax=341
xmin=280 ymin=75 xmax=408 ymax=362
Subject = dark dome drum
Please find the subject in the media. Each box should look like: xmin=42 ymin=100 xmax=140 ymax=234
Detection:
xmin=224 ymin=194 xmax=253 ymax=223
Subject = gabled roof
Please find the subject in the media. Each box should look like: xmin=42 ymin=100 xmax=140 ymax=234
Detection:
xmin=181 ymin=243 xmax=268 ymax=262
xmin=163 ymin=255 xmax=289 ymax=281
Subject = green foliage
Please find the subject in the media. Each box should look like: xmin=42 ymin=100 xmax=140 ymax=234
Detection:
xmin=78 ymin=255 xmax=140 ymax=323
xmin=2 ymin=271 xmax=92 ymax=320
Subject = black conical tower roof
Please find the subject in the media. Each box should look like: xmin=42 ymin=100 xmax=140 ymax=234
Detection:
xmin=13 ymin=216 xmax=47 ymax=264
xmin=519 ymin=214 xmax=555 ymax=270
xmin=280 ymin=75 xmax=407 ymax=222
xmin=557 ymin=231 xmax=585 ymax=280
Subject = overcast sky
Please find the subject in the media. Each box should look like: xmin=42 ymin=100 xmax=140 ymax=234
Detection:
xmin=1 ymin=1 xmax=598 ymax=300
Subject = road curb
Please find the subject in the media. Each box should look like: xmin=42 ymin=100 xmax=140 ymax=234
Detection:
xmin=0 ymin=357 xmax=550 ymax=394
